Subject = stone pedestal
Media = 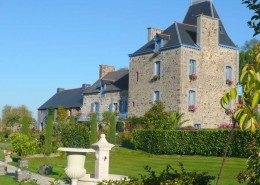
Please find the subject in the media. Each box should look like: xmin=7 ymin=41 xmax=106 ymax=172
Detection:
xmin=92 ymin=134 xmax=114 ymax=180
xmin=58 ymin=148 xmax=95 ymax=185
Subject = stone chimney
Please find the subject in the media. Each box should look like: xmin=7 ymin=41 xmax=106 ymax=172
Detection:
xmin=82 ymin=84 xmax=91 ymax=90
xmin=57 ymin=88 xmax=65 ymax=93
xmin=196 ymin=15 xmax=219 ymax=49
xmin=147 ymin=27 xmax=163 ymax=42
xmin=99 ymin=65 xmax=115 ymax=79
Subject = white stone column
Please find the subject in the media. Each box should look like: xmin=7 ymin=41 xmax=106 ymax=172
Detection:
xmin=92 ymin=134 xmax=114 ymax=180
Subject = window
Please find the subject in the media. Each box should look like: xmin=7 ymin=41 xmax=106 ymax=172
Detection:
xmin=154 ymin=91 xmax=160 ymax=102
xmin=119 ymin=99 xmax=128 ymax=113
xmin=225 ymin=66 xmax=232 ymax=81
xmin=132 ymin=102 xmax=135 ymax=107
xmin=91 ymin=102 xmax=100 ymax=113
xmin=154 ymin=37 xmax=162 ymax=52
xmin=194 ymin=123 xmax=202 ymax=129
xmin=154 ymin=61 xmax=161 ymax=76
xmin=136 ymin=72 xmax=139 ymax=82
xmin=188 ymin=90 xmax=196 ymax=106
xmin=189 ymin=59 xmax=196 ymax=75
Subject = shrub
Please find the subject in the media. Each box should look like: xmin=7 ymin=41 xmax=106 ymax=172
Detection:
xmin=98 ymin=163 xmax=214 ymax=185
xmin=117 ymin=132 xmax=135 ymax=149
xmin=132 ymin=129 xmax=260 ymax=157
xmin=61 ymin=123 xmax=90 ymax=148
xmin=20 ymin=115 xmax=31 ymax=137
xmin=10 ymin=133 xmax=38 ymax=156
xmin=108 ymin=113 xmax=116 ymax=144
xmin=133 ymin=101 xmax=186 ymax=130
xmin=90 ymin=113 xmax=98 ymax=145
xmin=116 ymin=121 xmax=125 ymax=132
xmin=237 ymin=142 xmax=260 ymax=185
xmin=44 ymin=108 xmax=54 ymax=155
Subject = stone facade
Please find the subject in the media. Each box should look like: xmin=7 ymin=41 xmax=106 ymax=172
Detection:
xmin=81 ymin=90 xmax=128 ymax=118
xmin=129 ymin=15 xmax=238 ymax=128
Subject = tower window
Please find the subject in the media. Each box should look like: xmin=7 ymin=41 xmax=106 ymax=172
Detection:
xmin=154 ymin=91 xmax=160 ymax=102
xmin=154 ymin=61 xmax=161 ymax=76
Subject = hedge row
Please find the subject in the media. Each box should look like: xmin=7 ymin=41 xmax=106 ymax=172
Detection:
xmin=132 ymin=130 xmax=260 ymax=157
xmin=61 ymin=124 xmax=90 ymax=148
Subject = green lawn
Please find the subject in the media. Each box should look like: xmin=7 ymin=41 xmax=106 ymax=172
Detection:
xmin=0 ymin=175 xmax=37 ymax=185
xmin=26 ymin=147 xmax=246 ymax=185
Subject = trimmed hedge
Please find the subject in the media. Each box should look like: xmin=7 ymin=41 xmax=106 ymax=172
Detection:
xmin=132 ymin=130 xmax=260 ymax=157
xmin=61 ymin=124 xmax=90 ymax=148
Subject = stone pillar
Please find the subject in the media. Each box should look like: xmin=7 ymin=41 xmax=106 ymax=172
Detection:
xmin=92 ymin=134 xmax=114 ymax=180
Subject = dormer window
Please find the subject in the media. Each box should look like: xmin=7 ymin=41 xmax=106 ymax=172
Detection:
xmin=153 ymin=34 xmax=170 ymax=53
xmin=100 ymin=80 xmax=106 ymax=97
xmin=154 ymin=36 xmax=162 ymax=52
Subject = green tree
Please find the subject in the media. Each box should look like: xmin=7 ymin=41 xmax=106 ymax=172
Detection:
xmin=1 ymin=105 xmax=34 ymax=127
xmin=242 ymin=0 xmax=260 ymax=36
xmin=142 ymin=101 xmax=186 ymax=130
xmin=44 ymin=108 xmax=54 ymax=155
xmin=240 ymin=39 xmax=259 ymax=73
xmin=57 ymin=106 xmax=67 ymax=123
xmin=221 ymin=43 xmax=260 ymax=132
xmin=90 ymin=113 xmax=98 ymax=144
xmin=107 ymin=113 xmax=116 ymax=144
xmin=20 ymin=115 xmax=31 ymax=137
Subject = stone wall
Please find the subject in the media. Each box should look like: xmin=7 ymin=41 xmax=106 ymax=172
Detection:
xmin=128 ymin=48 xmax=182 ymax=117
xmin=129 ymin=15 xmax=238 ymax=128
xmin=82 ymin=90 xmax=128 ymax=116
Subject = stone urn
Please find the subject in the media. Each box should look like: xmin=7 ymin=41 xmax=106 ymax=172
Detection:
xmin=58 ymin=148 xmax=95 ymax=185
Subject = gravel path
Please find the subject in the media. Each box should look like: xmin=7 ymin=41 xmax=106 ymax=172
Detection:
xmin=0 ymin=161 xmax=68 ymax=185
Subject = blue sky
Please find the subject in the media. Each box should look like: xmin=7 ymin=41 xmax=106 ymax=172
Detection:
xmin=0 ymin=0 xmax=258 ymax=119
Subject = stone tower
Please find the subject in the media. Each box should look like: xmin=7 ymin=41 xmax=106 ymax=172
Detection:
xmin=128 ymin=0 xmax=238 ymax=128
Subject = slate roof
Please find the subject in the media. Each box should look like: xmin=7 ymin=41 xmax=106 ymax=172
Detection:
xmin=38 ymin=88 xmax=85 ymax=110
xmin=84 ymin=69 xmax=129 ymax=95
xmin=130 ymin=1 xmax=236 ymax=57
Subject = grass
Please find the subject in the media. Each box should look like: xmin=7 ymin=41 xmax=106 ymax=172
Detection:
xmin=0 ymin=175 xmax=37 ymax=185
xmin=26 ymin=147 xmax=246 ymax=185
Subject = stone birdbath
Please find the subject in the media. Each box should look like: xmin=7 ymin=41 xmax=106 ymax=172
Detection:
xmin=58 ymin=148 xmax=95 ymax=185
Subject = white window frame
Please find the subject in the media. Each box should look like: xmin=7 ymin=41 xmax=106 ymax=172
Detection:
xmin=225 ymin=66 xmax=232 ymax=81
xmin=154 ymin=61 xmax=161 ymax=76
xmin=189 ymin=59 xmax=197 ymax=75
xmin=188 ymin=90 xmax=196 ymax=106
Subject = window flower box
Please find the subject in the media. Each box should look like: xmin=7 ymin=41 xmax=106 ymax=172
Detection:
xmin=150 ymin=75 xmax=160 ymax=82
xmin=226 ymin=79 xmax=233 ymax=86
xmin=189 ymin=74 xmax=197 ymax=81
xmin=188 ymin=105 xmax=197 ymax=112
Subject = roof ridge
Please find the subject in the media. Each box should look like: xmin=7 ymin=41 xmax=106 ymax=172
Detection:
xmin=174 ymin=22 xmax=182 ymax=44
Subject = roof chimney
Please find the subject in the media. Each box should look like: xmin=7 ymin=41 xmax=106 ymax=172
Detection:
xmin=147 ymin=27 xmax=163 ymax=42
xmin=191 ymin=0 xmax=212 ymax=6
xmin=57 ymin=88 xmax=65 ymax=93
xmin=99 ymin=65 xmax=115 ymax=79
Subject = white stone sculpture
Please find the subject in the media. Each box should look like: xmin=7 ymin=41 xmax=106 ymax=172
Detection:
xmin=91 ymin=134 xmax=115 ymax=179
xmin=58 ymin=148 xmax=95 ymax=185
